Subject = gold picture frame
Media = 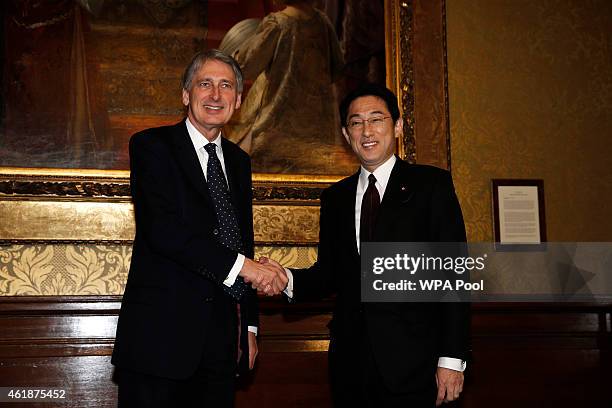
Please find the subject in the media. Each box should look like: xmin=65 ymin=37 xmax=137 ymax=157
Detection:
xmin=0 ymin=0 xmax=451 ymax=245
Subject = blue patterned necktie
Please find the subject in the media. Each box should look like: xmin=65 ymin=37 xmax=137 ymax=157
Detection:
xmin=204 ymin=142 xmax=247 ymax=300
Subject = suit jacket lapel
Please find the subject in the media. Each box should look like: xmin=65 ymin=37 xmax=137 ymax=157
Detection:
xmin=343 ymin=171 xmax=360 ymax=257
xmin=380 ymin=157 xmax=415 ymax=208
xmin=221 ymin=138 xmax=246 ymax=218
xmin=376 ymin=157 xmax=416 ymax=238
xmin=169 ymin=120 xmax=213 ymax=204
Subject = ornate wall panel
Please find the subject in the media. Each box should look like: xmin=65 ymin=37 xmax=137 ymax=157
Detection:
xmin=0 ymin=244 xmax=130 ymax=296
xmin=0 ymin=244 xmax=317 ymax=296
xmin=0 ymin=200 xmax=134 ymax=242
xmin=0 ymin=200 xmax=321 ymax=245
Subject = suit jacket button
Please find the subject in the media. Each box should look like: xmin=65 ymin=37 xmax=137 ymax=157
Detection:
xmin=204 ymin=297 xmax=213 ymax=302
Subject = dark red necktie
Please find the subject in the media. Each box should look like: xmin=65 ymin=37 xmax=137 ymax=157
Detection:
xmin=360 ymin=174 xmax=380 ymax=243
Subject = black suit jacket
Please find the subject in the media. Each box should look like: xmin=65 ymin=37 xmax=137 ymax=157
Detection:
xmin=112 ymin=120 xmax=258 ymax=379
xmin=291 ymin=157 xmax=469 ymax=392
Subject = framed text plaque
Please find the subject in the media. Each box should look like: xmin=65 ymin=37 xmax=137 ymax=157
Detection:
xmin=492 ymin=179 xmax=546 ymax=246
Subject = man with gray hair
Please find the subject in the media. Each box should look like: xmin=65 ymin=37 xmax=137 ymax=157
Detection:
xmin=112 ymin=49 xmax=287 ymax=407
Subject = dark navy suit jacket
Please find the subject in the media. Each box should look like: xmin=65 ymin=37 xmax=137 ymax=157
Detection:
xmin=112 ymin=121 xmax=258 ymax=379
xmin=291 ymin=157 xmax=469 ymax=392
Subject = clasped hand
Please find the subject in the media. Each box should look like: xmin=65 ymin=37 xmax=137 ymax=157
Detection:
xmin=239 ymin=257 xmax=288 ymax=296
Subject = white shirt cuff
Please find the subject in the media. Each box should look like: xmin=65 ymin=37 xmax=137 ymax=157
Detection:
xmin=223 ymin=254 xmax=245 ymax=287
xmin=437 ymin=357 xmax=466 ymax=372
xmin=247 ymin=326 xmax=258 ymax=335
xmin=283 ymin=268 xmax=294 ymax=298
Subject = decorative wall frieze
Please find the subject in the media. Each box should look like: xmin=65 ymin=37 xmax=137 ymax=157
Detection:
xmin=0 ymin=244 xmax=317 ymax=296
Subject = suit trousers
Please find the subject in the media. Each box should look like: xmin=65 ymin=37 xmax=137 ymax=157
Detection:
xmin=328 ymin=328 xmax=437 ymax=408
xmin=117 ymin=339 xmax=235 ymax=408
xmin=116 ymin=300 xmax=237 ymax=408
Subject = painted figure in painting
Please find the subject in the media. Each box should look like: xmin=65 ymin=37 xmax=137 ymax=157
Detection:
xmin=226 ymin=0 xmax=358 ymax=174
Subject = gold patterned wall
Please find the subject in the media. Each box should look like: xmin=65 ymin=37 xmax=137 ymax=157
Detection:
xmin=0 ymin=244 xmax=317 ymax=296
xmin=446 ymin=0 xmax=612 ymax=242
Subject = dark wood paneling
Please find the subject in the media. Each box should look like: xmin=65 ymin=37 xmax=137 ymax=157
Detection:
xmin=0 ymin=297 xmax=610 ymax=407
xmin=461 ymin=303 xmax=612 ymax=408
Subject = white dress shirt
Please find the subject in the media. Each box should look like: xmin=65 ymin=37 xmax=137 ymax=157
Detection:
xmin=186 ymin=118 xmax=256 ymax=335
xmin=286 ymin=155 xmax=464 ymax=371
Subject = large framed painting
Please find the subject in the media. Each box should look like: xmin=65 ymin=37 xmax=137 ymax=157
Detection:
xmin=0 ymin=0 xmax=451 ymax=245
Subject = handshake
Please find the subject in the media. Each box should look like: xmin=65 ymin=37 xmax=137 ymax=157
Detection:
xmin=239 ymin=257 xmax=288 ymax=296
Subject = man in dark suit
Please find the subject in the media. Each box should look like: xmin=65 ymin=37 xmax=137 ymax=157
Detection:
xmin=112 ymin=49 xmax=287 ymax=408
xmin=264 ymin=83 xmax=469 ymax=407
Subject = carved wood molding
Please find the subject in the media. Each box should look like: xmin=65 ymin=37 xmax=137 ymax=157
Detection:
xmin=0 ymin=169 xmax=332 ymax=202
xmin=412 ymin=0 xmax=451 ymax=169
